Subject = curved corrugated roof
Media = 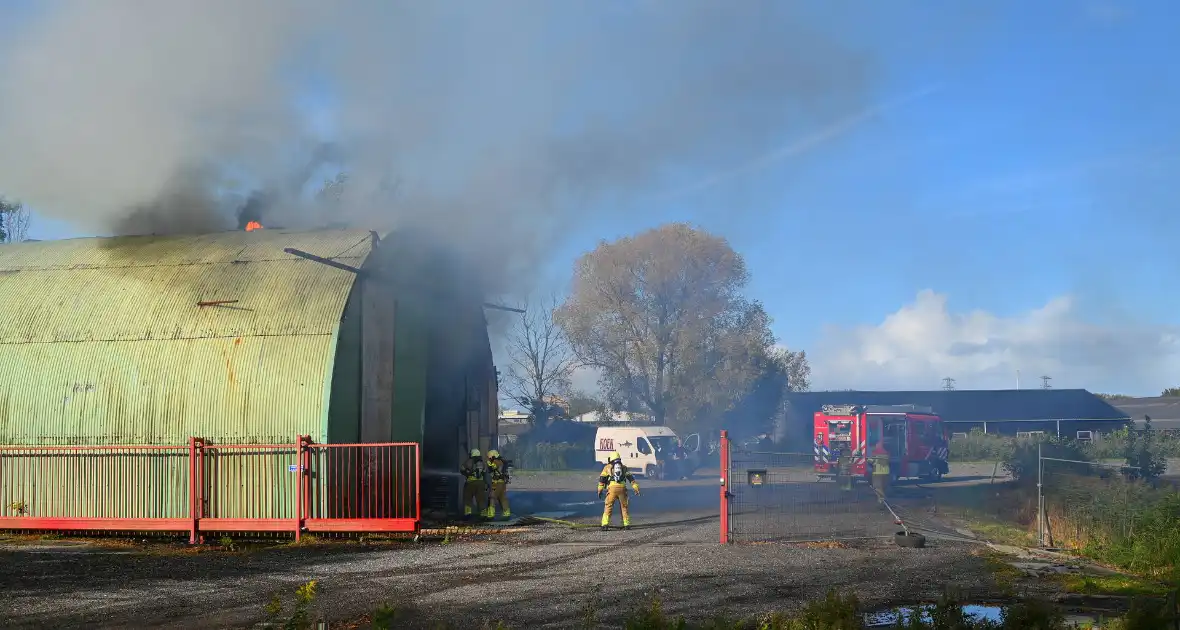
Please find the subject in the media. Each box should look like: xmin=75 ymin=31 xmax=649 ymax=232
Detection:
xmin=0 ymin=229 xmax=377 ymax=445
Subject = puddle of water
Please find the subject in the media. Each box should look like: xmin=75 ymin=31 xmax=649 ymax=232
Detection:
xmin=864 ymin=604 xmax=1000 ymax=627
xmin=865 ymin=604 xmax=1100 ymax=628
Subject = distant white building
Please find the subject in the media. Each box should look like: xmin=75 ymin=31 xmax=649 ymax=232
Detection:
xmin=570 ymin=410 xmax=651 ymax=425
xmin=498 ymin=409 xmax=532 ymax=424
xmin=497 ymin=409 xmax=532 ymax=448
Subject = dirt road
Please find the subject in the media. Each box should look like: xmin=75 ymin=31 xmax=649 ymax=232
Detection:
xmin=0 ymin=468 xmax=1017 ymax=629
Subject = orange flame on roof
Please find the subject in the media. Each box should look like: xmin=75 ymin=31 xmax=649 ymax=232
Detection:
xmin=245 ymin=221 xmax=263 ymax=232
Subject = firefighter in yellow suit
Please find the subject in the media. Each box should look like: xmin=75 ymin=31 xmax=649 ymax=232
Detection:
xmin=460 ymin=449 xmax=488 ymax=519
xmin=598 ymin=451 xmax=640 ymax=531
xmin=485 ymin=449 xmax=511 ymax=520
xmin=869 ymin=441 xmax=892 ymax=503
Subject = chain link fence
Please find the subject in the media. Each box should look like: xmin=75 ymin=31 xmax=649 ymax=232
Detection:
xmin=726 ymin=446 xmax=898 ymax=543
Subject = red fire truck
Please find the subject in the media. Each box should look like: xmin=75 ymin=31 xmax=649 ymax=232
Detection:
xmin=813 ymin=404 xmax=950 ymax=482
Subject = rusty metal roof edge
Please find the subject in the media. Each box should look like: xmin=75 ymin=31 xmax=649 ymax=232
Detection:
xmin=0 ymin=331 xmax=337 ymax=346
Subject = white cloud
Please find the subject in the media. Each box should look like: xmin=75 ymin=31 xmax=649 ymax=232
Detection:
xmin=811 ymin=290 xmax=1180 ymax=395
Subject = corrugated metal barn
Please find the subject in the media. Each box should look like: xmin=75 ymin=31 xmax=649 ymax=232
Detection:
xmin=0 ymin=228 xmax=497 ymax=522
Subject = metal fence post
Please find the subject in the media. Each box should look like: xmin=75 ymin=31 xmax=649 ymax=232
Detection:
xmin=295 ymin=435 xmax=308 ymax=542
xmin=188 ymin=437 xmax=198 ymax=545
xmin=1037 ymin=442 xmax=1044 ymax=547
xmin=720 ymin=430 xmax=730 ymax=544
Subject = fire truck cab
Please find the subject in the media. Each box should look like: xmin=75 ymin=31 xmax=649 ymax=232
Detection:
xmin=813 ymin=404 xmax=949 ymax=483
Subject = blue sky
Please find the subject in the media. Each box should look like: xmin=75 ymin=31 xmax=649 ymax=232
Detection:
xmin=9 ymin=1 xmax=1180 ymax=395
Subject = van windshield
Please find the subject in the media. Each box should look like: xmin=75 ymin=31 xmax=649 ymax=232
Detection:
xmin=649 ymin=436 xmax=679 ymax=454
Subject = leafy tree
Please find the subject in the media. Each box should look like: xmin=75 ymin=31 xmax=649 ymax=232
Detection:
xmin=1161 ymin=387 xmax=1180 ymax=398
xmin=0 ymin=196 xmax=30 ymax=244
xmin=565 ymin=391 xmax=606 ymax=419
xmin=1002 ymin=436 xmax=1090 ymax=486
xmin=503 ymin=295 xmax=580 ymax=427
xmin=555 ymin=223 xmax=774 ymax=432
xmin=723 ymin=346 xmax=810 ymax=438
xmin=1124 ymin=416 xmax=1167 ymax=480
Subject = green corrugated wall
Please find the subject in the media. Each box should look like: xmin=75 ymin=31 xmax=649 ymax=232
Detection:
xmin=0 ymin=229 xmax=433 ymax=524
xmin=0 ymin=229 xmax=379 ymax=446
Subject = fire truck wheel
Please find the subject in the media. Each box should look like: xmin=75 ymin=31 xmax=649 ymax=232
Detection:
xmin=645 ymin=464 xmax=662 ymax=480
xmin=894 ymin=531 xmax=926 ymax=548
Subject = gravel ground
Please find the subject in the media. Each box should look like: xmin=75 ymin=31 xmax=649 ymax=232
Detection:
xmin=0 ymin=469 xmax=1023 ymax=629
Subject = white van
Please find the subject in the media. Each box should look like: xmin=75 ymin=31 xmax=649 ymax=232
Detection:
xmin=594 ymin=425 xmax=701 ymax=479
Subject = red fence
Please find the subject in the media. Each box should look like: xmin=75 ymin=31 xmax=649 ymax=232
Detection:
xmin=0 ymin=436 xmax=420 ymax=542
xmin=719 ymin=428 xmax=897 ymax=544
xmin=720 ymin=430 xmax=730 ymax=544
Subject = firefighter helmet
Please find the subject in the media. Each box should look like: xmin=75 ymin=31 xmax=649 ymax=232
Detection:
xmin=487 ymin=449 xmax=500 ymax=459
xmin=609 ymin=451 xmax=622 ymax=462
xmin=471 ymin=449 xmax=481 ymax=458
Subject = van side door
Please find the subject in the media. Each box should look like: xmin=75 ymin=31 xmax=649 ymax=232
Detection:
xmin=635 ymin=437 xmax=653 ymax=469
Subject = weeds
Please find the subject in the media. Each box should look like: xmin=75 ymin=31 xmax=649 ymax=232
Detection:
xmin=624 ymin=598 xmax=687 ymax=630
xmin=973 ymin=549 xmax=1023 ymax=596
xmin=263 ymin=579 xmax=319 ymax=630
xmin=371 ymin=603 xmax=401 ymax=630
xmin=1051 ymin=573 xmax=1169 ymax=598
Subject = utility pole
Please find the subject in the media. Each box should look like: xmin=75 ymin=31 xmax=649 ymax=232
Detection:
xmin=1040 ymin=375 xmax=1052 ymax=390
xmin=941 ymin=377 xmax=956 ymax=391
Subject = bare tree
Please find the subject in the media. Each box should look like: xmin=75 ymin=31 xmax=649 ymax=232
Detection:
xmin=504 ymin=295 xmax=580 ymax=425
xmin=556 ymin=223 xmax=775 ymax=432
xmin=0 ymin=197 xmax=30 ymax=244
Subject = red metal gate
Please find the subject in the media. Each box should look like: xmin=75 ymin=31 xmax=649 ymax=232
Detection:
xmin=718 ymin=430 xmax=897 ymax=543
xmin=0 ymin=436 xmax=420 ymax=541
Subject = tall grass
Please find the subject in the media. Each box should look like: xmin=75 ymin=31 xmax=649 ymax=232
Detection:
xmin=1045 ymin=474 xmax=1180 ymax=578
xmin=944 ymin=430 xmax=1180 ymax=579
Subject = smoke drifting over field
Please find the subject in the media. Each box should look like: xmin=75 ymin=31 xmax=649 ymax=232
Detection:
xmin=0 ymin=1 xmax=871 ymax=294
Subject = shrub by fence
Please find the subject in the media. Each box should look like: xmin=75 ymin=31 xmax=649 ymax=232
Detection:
xmin=499 ymin=441 xmax=592 ymax=470
xmin=950 ymin=425 xmax=1180 ymax=463
xmin=949 ymin=431 xmax=1015 ymax=461
xmin=1042 ymin=458 xmax=1180 ymax=577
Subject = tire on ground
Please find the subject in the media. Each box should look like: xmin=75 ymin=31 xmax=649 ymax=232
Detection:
xmin=894 ymin=531 xmax=926 ymax=548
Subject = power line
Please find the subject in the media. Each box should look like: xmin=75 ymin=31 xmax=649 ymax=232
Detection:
xmin=941 ymin=377 xmax=956 ymax=391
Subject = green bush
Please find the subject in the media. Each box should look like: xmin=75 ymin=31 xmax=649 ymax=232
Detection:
xmin=949 ymin=430 xmax=1013 ymax=462
xmin=1002 ymin=436 xmax=1091 ymax=486
xmin=498 ymin=441 xmax=591 ymax=470
xmin=1122 ymin=420 xmax=1169 ymax=480
xmin=1083 ymin=428 xmax=1129 ymax=460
